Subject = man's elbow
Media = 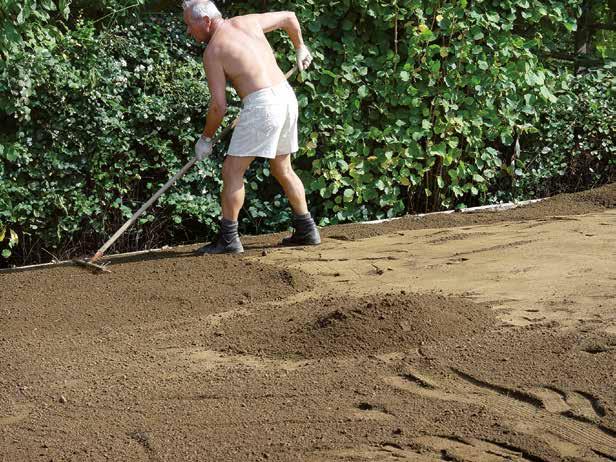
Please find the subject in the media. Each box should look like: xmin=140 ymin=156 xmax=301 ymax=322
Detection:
xmin=211 ymin=101 xmax=227 ymax=116
xmin=282 ymin=11 xmax=297 ymax=28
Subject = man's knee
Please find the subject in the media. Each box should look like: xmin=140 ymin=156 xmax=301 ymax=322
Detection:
xmin=222 ymin=157 xmax=250 ymax=182
xmin=270 ymin=161 xmax=294 ymax=182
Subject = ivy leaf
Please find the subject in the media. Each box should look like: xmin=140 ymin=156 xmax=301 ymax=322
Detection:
xmin=40 ymin=0 xmax=56 ymax=11
xmin=430 ymin=143 xmax=446 ymax=157
xmin=9 ymin=229 xmax=18 ymax=246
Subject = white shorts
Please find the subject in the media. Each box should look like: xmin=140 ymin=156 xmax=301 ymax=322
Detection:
xmin=227 ymin=80 xmax=299 ymax=159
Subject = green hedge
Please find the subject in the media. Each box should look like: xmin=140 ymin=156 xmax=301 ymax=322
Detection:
xmin=1 ymin=0 xmax=612 ymax=266
xmin=517 ymin=64 xmax=616 ymax=197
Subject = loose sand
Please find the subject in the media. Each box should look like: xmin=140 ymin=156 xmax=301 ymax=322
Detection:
xmin=1 ymin=184 xmax=615 ymax=461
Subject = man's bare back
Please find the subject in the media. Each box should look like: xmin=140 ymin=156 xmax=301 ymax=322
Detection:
xmin=205 ymin=15 xmax=286 ymax=99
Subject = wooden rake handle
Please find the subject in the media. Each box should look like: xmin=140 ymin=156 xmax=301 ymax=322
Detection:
xmin=90 ymin=65 xmax=299 ymax=262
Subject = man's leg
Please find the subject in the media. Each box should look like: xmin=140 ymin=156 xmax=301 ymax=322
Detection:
xmin=270 ymin=154 xmax=320 ymax=246
xmin=197 ymin=155 xmax=254 ymax=255
xmin=222 ymin=155 xmax=255 ymax=220
xmin=269 ymin=154 xmax=308 ymax=215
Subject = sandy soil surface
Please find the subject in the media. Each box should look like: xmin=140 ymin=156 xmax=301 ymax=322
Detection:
xmin=1 ymin=184 xmax=615 ymax=461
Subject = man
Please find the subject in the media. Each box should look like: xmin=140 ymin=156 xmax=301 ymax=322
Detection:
xmin=182 ymin=0 xmax=321 ymax=254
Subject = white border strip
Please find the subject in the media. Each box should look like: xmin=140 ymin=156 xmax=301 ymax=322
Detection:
xmin=0 ymin=198 xmax=543 ymax=273
xmin=361 ymin=198 xmax=543 ymax=225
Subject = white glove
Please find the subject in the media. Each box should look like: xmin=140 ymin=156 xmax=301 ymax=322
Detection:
xmin=194 ymin=135 xmax=212 ymax=161
xmin=296 ymin=45 xmax=313 ymax=72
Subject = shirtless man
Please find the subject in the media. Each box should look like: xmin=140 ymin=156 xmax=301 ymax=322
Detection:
xmin=182 ymin=0 xmax=321 ymax=254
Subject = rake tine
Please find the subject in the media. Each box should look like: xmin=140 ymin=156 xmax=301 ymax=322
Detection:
xmin=72 ymin=258 xmax=113 ymax=273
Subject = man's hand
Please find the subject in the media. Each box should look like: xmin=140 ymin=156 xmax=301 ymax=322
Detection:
xmin=296 ymin=45 xmax=313 ymax=71
xmin=195 ymin=135 xmax=213 ymax=161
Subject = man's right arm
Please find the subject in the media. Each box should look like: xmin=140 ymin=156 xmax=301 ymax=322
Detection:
xmin=254 ymin=11 xmax=304 ymax=49
xmin=253 ymin=12 xmax=313 ymax=71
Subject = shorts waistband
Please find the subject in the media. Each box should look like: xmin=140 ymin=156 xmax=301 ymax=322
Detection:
xmin=242 ymin=80 xmax=292 ymax=106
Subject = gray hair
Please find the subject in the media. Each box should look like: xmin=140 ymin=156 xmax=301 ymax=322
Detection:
xmin=182 ymin=0 xmax=222 ymax=20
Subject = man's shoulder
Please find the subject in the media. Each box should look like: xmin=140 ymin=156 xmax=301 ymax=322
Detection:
xmin=226 ymin=14 xmax=261 ymax=32
xmin=229 ymin=14 xmax=259 ymax=24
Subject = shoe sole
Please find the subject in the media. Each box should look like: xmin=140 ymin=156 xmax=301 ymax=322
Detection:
xmin=280 ymin=240 xmax=321 ymax=247
xmin=195 ymin=248 xmax=244 ymax=255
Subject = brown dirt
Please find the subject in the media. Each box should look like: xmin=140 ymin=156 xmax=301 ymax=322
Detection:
xmin=1 ymin=184 xmax=616 ymax=461
xmin=307 ymin=182 xmax=616 ymax=243
xmin=208 ymin=293 xmax=496 ymax=359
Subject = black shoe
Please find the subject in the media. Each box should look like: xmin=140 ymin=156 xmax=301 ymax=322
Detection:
xmin=197 ymin=218 xmax=244 ymax=255
xmin=281 ymin=212 xmax=321 ymax=246
xmin=197 ymin=235 xmax=244 ymax=254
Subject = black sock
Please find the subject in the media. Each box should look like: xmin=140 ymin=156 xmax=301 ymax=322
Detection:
xmin=220 ymin=218 xmax=239 ymax=242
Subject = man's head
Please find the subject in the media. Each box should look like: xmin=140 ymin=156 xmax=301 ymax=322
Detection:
xmin=182 ymin=0 xmax=223 ymax=43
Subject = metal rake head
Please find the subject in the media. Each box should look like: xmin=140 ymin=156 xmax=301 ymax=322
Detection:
xmin=72 ymin=258 xmax=112 ymax=273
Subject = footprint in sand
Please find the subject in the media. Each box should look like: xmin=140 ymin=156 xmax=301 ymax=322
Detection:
xmin=384 ymin=368 xmax=616 ymax=461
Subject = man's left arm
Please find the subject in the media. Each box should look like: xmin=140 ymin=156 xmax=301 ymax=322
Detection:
xmin=194 ymin=50 xmax=227 ymax=161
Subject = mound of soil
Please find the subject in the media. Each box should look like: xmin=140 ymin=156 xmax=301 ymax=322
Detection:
xmin=210 ymin=292 xmax=496 ymax=359
xmin=0 ymin=256 xmax=313 ymax=333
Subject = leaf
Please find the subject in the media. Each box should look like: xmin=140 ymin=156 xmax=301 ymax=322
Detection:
xmin=400 ymin=71 xmax=410 ymax=82
xmin=472 ymin=173 xmax=485 ymax=183
xmin=41 ymin=0 xmax=57 ymax=11
xmin=430 ymin=143 xmax=446 ymax=157
xmin=500 ymin=131 xmax=514 ymax=146
xmin=2 ymin=249 xmax=10 ymax=259
xmin=9 ymin=229 xmax=18 ymax=245
xmin=59 ymin=0 xmax=71 ymax=19
xmin=343 ymin=189 xmax=354 ymax=202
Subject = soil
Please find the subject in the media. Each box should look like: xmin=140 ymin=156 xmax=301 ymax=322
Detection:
xmin=1 ymin=183 xmax=615 ymax=461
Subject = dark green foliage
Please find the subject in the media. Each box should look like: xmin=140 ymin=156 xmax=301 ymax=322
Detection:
xmin=517 ymin=64 xmax=616 ymax=197
xmin=0 ymin=0 xmax=614 ymax=266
